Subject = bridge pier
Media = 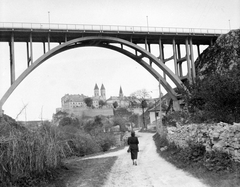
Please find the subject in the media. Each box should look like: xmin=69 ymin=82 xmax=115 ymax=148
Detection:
xmin=9 ymin=33 xmax=15 ymax=85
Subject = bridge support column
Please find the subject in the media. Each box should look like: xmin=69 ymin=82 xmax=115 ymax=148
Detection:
xmin=158 ymin=38 xmax=166 ymax=80
xmin=148 ymin=43 xmax=152 ymax=66
xmin=177 ymin=44 xmax=183 ymax=77
xmin=48 ymin=33 xmax=51 ymax=51
xmin=197 ymin=44 xmax=200 ymax=57
xmin=9 ymin=33 xmax=15 ymax=85
xmin=43 ymin=42 xmax=46 ymax=53
xmin=172 ymin=38 xmax=178 ymax=76
xmin=26 ymin=33 xmax=33 ymax=66
xmin=189 ymin=38 xmax=196 ymax=80
xmin=145 ymin=37 xmax=148 ymax=51
xmin=30 ymin=33 xmax=33 ymax=65
xmin=185 ymin=38 xmax=191 ymax=82
xmin=26 ymin=42 xmax=30 ymax=66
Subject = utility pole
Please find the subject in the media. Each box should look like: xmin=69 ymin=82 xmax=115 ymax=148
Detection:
xmin=146 ymin=16 xmax=149 ymax=32
xmin=48 ymin=11 xmax=50 ymax=29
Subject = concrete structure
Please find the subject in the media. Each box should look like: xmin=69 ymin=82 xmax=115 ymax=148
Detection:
xmin=0 ymin=22 xmax=229 ymax=116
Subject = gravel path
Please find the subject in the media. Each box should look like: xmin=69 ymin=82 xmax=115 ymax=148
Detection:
xmin=85 ymin=132 xmax=209 ymax=187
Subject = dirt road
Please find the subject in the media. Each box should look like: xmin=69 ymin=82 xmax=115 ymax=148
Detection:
xmin=86 ymin=132 xmax=208 ymax=187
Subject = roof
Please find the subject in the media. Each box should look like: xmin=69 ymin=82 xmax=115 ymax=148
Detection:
xmin=119 ymin=86 xmax=123 ymax=94
xmin=101 ymin=84 xmax=105 ymax=90
xmin=94 ymin=83 xmax=99 ymax=90
xmin=63 ymin=94 xmax=87 ymax=102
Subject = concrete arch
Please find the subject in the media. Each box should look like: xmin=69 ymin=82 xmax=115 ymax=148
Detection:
xmin=0 ymin=36 xmax=183 ymax=109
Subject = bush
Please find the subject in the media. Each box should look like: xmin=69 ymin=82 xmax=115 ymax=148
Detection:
xmin=112 ymin=117 xmax=128 ymax=132
xmin=153 ymin=133 xmax=235 ymax=173
xmin=162 ymin=111 xmax=190 ymax=126
xmin=0 ymin=121 xmax=67 ymax=186
xmin=203 ymin=151 xmax=233 ymax=172
xmin=179 ymin=64 xmax=240 ymax=124
xmin=95 ymin=133 xmax=116 ymax=152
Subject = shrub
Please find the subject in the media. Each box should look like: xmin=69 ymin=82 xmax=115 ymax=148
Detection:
xmin=95 ymin=133 xmax=116 ymax=152
xmin=179 ymin=64 xmax=240 ymax=123
xmin=203 ymin=151 xmax=233 ymax=172
xmin=0 ymin=121 xmax=67 ymax=186
xmin=112 ymin=117 xmax=128 ymax=132
xmin=153 ymin=133 xmax=236 ymax=174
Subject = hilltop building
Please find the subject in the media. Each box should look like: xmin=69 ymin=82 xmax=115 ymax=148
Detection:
xmin=58 ymin=84 xmax=133 ymax=117
xmin=106 ymin=86 xmax=130 ymax=107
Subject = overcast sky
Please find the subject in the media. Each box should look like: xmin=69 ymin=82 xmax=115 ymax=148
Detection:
xmin=0 ymin=0 xmax=239 ymax=121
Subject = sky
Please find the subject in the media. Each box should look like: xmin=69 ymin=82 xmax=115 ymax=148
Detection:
xmin=0 ymin=0 xmax=239 ymax=121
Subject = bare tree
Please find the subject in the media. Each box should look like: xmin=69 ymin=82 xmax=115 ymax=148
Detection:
xmin=15 ymin=103 xmax=28 ymax=121
xmin=130 ymin=89 xmax=151 ymax=129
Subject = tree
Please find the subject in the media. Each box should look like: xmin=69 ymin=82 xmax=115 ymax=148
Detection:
xmin=141 ymin=100 xmax=148 ymax=129
xmin=130 ymin=89 xmax=150 ymax=99
xmin=84 ymin=97 xmax=93 ymax=107
xmin=99 ymin=100 xmax=106 ymax=108
xmin=113 ymin=101 xmax=118 ymax=109
xmin=131 ymin=89 xmax=151 ymax=129
xmin=180 ymin=64 xmax=240 ymax=123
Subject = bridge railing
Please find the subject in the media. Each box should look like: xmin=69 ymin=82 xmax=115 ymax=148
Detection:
xmin=0 ymin=22 xmax=229 ymax=34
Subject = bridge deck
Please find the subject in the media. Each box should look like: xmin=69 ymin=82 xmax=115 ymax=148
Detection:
xmin=0 ymin=22 xmax=228 ymax=45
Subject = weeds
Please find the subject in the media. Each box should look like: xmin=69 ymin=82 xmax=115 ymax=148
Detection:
xmin=0 ymin=114 xmax=118 ymax=186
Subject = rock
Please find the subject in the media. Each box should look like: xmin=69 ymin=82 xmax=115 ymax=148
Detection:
xmin=160 ymin=146 xmax=168 ymax=151
xmin=195 ymin=29 xmax=240 ymax=78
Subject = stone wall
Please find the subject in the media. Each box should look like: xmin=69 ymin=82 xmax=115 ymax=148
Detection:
xmin=167 ymin=122 xmax=240 ymax=161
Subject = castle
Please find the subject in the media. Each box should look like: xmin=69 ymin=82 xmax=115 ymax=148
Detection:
xmin=59 ymin=84 xmax=130 ymax=114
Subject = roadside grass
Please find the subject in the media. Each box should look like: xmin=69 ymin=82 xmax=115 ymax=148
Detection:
xmin=153 ymin=133 xmax=240 ymax=187
xmin=46 ymin=156 xmax=117 ymax=187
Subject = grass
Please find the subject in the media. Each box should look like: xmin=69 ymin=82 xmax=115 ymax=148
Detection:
xmin=0 ymin=114 xmax=120 ymax=187
xmin=153 ymin=133 xmax=240 ymax=187
xmin=46 ymin=156 xmax=117 ymax=187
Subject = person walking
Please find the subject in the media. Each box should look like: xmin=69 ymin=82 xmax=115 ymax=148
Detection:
xmin=127 ymin=131 xmax=139 ymax=166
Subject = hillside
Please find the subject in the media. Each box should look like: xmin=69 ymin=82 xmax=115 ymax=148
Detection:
xmin=195 ymin=29 xmax=240 ymax=77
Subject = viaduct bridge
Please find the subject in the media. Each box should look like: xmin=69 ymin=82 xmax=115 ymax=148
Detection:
xmin=0 ymin=22 xmax=229 ymax=116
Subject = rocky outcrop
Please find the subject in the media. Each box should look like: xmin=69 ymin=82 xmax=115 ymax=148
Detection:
xmin=195 ymin=29 xmax=240 ymax=78
xmin=167 ymin=122 xmax=240 ymax=161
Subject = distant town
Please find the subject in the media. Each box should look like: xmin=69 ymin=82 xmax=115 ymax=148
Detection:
xmin=56 ymin=84 xmax=143 ymax=116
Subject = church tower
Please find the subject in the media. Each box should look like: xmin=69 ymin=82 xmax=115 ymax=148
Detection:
xmin=94 ymin=83 xmax=99 ymax=97
xmin=119 ymin=86 xmax=123 ymax=98
xmin=100 ymin=84 xmax=106 ymax=100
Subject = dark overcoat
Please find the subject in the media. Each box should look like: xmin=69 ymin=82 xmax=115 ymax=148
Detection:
xmin=127 ymin=136 xmax=139 ymax=159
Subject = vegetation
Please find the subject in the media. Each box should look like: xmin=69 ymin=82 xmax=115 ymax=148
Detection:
xmin=158 ymin=63 xmax=240 ymax=186
xmin=99 ymin=100 xmax=106 ymax=108
xmin=112 ymin=101 xmax=118 ymax=109
xmin=131 ymin=89 xmax=150 ymax=129
xmin=84 ymin=97 xmax=93 ymax=107
xmin=0 ymin=113 xmax=118 ymax=186
xmin=178 ymin=64 xmax=240 ymax=124
xmin=153 ymin=133 xmax=240 ymax=187
xmin=46 ymin=157 xmax=117 ymax=187
xmin=0 ymin=116 xmax=67 ymax=187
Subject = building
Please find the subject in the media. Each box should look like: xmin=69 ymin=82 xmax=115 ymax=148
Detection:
xmin=58 ymin=84 xmax=138 ymax=117
xmin=61 ymin=94 xmax=88 ymax=110
xmin=106 ymin=86 xmax=130 ymax=107
xmin=92 ymin=84 xmax=106 ymax=108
